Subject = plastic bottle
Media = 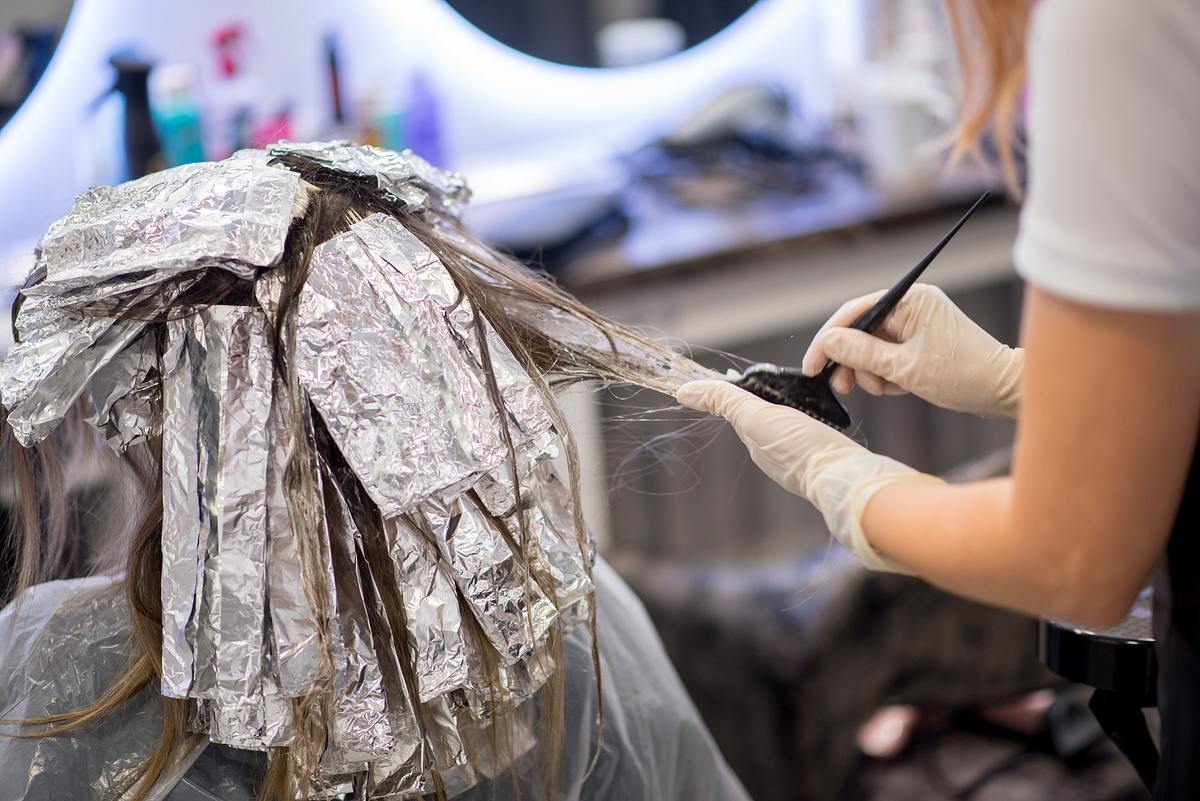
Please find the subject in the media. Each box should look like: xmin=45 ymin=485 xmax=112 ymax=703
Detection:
xmin=109 ymin=55 xmax=162 ymax=179
xmin=405 ymin=71 xmax=442 ymax=165
xmin=150 ymin=64 xmax=205 ymax=166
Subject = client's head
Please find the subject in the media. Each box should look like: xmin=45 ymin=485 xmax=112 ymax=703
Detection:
xmin=0 ymin=143 xmax=719 ymax=800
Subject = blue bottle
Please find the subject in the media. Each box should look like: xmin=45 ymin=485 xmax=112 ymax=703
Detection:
xmin=406 ymin=71 xmax=443 ymax=166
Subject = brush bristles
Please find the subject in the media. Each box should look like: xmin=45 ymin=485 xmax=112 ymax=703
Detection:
xmin=734 ymin=369 xmax=852 ymax=430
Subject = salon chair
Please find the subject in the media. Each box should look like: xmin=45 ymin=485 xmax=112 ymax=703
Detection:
xmin=1040 ymin=591 xmax=1159 ymax=790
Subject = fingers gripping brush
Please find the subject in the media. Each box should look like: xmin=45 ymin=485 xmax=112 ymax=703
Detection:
xmin=734 ymin=191 xmax=991 ymax=431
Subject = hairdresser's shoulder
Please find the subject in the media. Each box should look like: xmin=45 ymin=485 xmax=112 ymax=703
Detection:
xmin=1034 ymin=0 xmax=1200 ymax=59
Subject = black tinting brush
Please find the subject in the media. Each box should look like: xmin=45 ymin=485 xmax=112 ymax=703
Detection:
xmin=734 ymin=191 xmax=991 ymax=430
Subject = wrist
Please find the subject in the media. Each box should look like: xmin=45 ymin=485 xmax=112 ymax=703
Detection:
xmin=991 ymin=346 xmax=1025 ymax=419
xmin=819 ymin=454 xmax=941 ymax=574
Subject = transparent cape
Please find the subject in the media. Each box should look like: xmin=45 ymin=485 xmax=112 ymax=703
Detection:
xmin=0 ymin=142 xmax=725 ymax=799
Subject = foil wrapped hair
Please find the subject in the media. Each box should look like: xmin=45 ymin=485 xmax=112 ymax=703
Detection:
xmin=0 ymin=142 xmax=688 ymax=797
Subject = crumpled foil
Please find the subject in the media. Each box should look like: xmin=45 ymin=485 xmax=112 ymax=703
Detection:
xmin=322 ymin=462 xmax=400 ymax=762
xmin=0 ymin=313 xmax=144 ymax=446
xmin=422 ymin=494 xmax=556 ymax=666
xmin=351 ymin=215 xmax=552 ymax=445
xmin=159 ymin=307 xmax=273 ymax=749
xmin=294 ymin=213 xmax=553 ymax=519
xmin=263 ymin=377 xmax=324 ymax=698
xmin=367 ymin=692 xmax=469 ymax=800
xmin=0 ymin=145 xmax=613 ymax=800
xmin=159 ymin=316 xmax=205 ymax=699
xmin=0 ymin=156 xmax=305 ymax=448
xmin=25 ymin=159 xmax=304 ymax=300
xmin=383 ymin=515 xmax=470 ymax=703
xmin=471 ymin=452 xmax=593 ymax=619
xmin=84 ymin=331 xmax=158 ymax=452
xmin=264 ymin=140 xmax=470 ymax=217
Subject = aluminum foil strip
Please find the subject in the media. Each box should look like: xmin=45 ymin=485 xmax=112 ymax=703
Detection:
xmin=423 ymin=695 xmax=469 ymax=774
xmin=0 ymin=313 xmax=143 ymax=446
xmin=524 ymin=505 xmax=592 ymax=627
xmin=435 ymin=760 xmax=481 ymax=801
xmin=457 ymin=633 xmax=556 ymax=723
xmin=266 ymin=140 xmax=470 ymax=216
xmin=83 ymin=329 xmax=154 ymax=446
xmin=422 ymin=495 xmax=557 ymax=666
xmin=24 ymin=159 xmax=304 ymax=300
xmin=97 ymin=379 xmax=160 ymax=453
xmin=160 ymin=318 xmax=206 ymax=698
xmin=368 ymin=741 xmax=428 ymax=799
xmin=307 ymin=416 xmax=352 ymax=701
xmin=186 ymin=696 xmax=210 ymax=735
xmin=309 ymin=743 xmax=364 ymax=796
xmin=159 ymin=307 xmax=274 ymax=735
xmin=478 ymin=327 xmax=558 ymax=447
xmin=263 ymin=376 xmax=323 ymax=698
xmin=469 ymin=455 xmax=593 ymax=621
xmin=212 ymin=307 xmax=273 ymax=743
xmin=468 ymin=441 xmax=553 ymax=518
xmin=256 ymin=267 xmax=339 ymax=702
xmin=349 ymin=214 xmax=553 ymax=448
xmin=367 ymin=695 xmax=468 ymax=800
xmin=201 ymin=514 xmax=292 ymax=748
xmin=0 ymin=269 xmax=206 ymax=447
xmin=321 ymin=461 xmax=397 ymax=761
xmin=505 ymin=646 xmax=557 ymax=701
xmin=204 ymin=700 xmax=267 ymax=752
xmin=258 ymin=659 xmax=293 ymax=748
xmin=188 ymin=309 xmax=264 ymax=709
xmin=324 ymin=489 xmax=426 ymax=780
xmin=382 ymin=516 xmax=470 ymax=702
xmin=295 ymin=218 xmax=511 ymax=518
xmin=0 ymin=298 xmax=111 ymax=405
xmin=527 ymin=459 xmax=594 ymax=614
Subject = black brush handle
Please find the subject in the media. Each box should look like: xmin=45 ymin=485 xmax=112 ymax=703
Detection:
xmin=819 ymin=191 xmax=990 ymax=381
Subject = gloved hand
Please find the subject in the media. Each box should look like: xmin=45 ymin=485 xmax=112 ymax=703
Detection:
xmin=801 ymin=284 xmax=1024 ymax=419
xmin=676 ymin=380 xmax=942 ymax=573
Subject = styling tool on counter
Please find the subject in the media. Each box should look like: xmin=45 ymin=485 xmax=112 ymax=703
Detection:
xmin=734 ymin=190 xmax=990 ymax=430
xmin=108 ymin=55 xmax=162 ymax=180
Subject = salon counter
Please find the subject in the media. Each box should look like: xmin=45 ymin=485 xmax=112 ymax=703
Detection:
xmin=563 ymin=174 xmax=1014 ymax=347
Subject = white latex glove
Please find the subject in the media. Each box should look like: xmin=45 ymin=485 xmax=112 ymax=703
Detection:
xmin=801 ymin=284 xmax=1024 ymax=419
xmin=676 ymin=381 xmax=942 ymax=573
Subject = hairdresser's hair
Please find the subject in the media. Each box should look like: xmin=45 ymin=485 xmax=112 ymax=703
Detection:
xmin=0 ymin=160 xmax=710 ymax=799
xmin=943 ymin=0 xmax=1032 ymax=192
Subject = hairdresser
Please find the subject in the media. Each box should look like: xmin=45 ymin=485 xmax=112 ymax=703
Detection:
xmin=677 ymin=2 xmax=1200 ymax=797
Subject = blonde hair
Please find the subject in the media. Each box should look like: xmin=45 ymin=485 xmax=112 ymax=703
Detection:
xmin=943 ymin=0 xmax=1032 ymax=192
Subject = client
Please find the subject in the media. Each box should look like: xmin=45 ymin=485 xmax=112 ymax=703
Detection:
xmin=0 ymin=142 xmax=748 ymax=801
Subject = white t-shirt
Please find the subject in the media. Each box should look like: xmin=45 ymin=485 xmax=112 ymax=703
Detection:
xmin=1014 ymin=0 xmax=1200 ymax=311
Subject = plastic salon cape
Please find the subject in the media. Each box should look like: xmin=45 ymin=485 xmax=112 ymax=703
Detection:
xmin=0 ymin=558 xmax=751 ymax=801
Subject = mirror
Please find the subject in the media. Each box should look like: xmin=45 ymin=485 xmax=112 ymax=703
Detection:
xmin=443 ymin=0 xmax=759 ymax=68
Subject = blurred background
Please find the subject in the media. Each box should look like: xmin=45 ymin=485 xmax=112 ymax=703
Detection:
xmin=0 ymin=1 xmax=1151 ymax=799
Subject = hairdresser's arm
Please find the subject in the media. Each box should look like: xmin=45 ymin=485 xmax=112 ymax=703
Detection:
xmin=863 ymin=286 xmax=1200 ymax=627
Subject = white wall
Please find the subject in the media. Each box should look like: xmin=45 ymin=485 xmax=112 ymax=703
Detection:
xmin=0 ymin=0 xmax=843 ymax=251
